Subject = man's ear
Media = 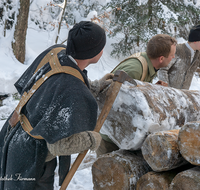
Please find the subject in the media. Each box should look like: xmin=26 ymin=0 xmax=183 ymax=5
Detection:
xmin=159 ymin=56 xmax=164 ymax=63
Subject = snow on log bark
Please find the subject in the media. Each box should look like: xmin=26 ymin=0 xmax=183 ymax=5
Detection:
xmin=169 ymin=167 xmax=200 ymax=190
xmin=136 ymin=165 xmax=193 ymax=190
xmin=141 ymin=129 xmax=188 ymax=171
xmin=92 ymin=149 xmax=151 ymax=190
xmin=178 ymin=121 xmax=200 ymax=166
xmin=96 ymin=80 xmax=200 ymax=150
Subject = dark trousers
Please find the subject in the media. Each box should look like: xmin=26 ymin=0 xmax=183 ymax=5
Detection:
xmin=35 ymin=158 xmax=57 ymax=190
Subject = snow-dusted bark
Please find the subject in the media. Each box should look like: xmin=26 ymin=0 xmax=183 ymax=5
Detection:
xmin=97 ymin=80 xmax=200 ymax=150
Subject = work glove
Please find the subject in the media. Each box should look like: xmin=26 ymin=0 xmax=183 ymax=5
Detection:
xmin=155 ymin=80 xmax=168 ymax=87
xmin=99 ymin=73 xmax=114 ymax=91
xmin=89 ymin=73 xmax=114 ymax=97
xmin=46 ymin=131 xmax=102 ymax=157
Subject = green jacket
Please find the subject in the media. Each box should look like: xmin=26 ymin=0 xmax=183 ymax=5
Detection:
xmin=101 ymin=53 xmax=157 ymax=145
xmin=112 ymin=52 xmax=157 ymax=83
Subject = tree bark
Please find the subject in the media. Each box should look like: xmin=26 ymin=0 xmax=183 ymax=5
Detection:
xmin=97 ymin=81 xmax=200 ymax=150
xmin=141 ymin=129 xmax=188 ymax=172
xmin=170 ymin=167 xmax=200 ymax=190
xmin=12 ymin=0 xmax=30 ymax=63
xmin=178 ymin=121 xmax=200 ymax=166
xmin=92 ymin=149 xmax=151 ymax=190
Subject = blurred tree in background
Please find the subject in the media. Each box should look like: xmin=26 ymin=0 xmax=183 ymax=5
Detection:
xmin=0 ymin=0 xmax=199 ymax=62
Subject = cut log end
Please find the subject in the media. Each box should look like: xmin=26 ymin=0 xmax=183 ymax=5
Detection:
xmin=92 ymin=157 xmax=128 ymax=190
xmin=170 ymin=167 xmax=200 ymax=190
xmin=92 ymin=150 xmax=151 ymax=190
xmin=136 ymin=171 xmax=172 ymax=190
xmin=141 ymin=130 xmax=186 ymax=171
xmin=178 ymin=121 xmax=200 ymax=166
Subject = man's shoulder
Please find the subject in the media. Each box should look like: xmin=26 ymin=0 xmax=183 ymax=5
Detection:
xmin=176 ymin=43 xmax=189 ymax=52
xmin=122 ymin=57 xmax=143 ymax=69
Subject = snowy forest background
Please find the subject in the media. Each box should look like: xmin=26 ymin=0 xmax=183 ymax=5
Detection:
xmin=0 ymin=0 xmax=200 ymax=189
xmin=0 ymin=0 xmax=200 ymax=62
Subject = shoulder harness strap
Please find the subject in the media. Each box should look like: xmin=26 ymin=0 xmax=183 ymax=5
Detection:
xmin=9 ymin=47 xmax=85 ymax=139
xmin=111 ymin=52 xmax=148 ymax=81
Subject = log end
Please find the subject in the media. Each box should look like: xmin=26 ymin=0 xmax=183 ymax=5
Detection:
xmin=170 ymin=167 xmax=200 ymax=190
xmin=141 ymin=130 xmax=183 ymax=171
xmin=178 ymin=122 xmax=200 ymax=166
xmin=136 ymin=171 xmax=171 ymax=190
xmin=92 ymin=157 xmax=129 ymax=190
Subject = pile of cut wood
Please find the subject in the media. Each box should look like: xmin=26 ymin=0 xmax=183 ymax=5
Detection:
xmin=92 ymin=80 xmax=200 ymax=190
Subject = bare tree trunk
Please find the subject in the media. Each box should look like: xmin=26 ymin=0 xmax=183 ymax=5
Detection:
xmin=12 ymin=0 xmax=30 ymax=63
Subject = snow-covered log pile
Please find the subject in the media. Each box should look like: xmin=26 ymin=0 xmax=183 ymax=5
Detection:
xmin=92 ymin=80 xmax=200 ymax=189
xmin=96 ymin=80 xmax=200 ymax=150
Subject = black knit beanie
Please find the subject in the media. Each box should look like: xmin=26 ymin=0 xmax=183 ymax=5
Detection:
xmin=66 ymin=21 xmax=106 ymax=59
xmin=188 ymin=24 xmax=200 ymax=42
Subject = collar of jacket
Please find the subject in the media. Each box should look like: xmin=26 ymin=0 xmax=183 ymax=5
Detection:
xmin=140 ymin=52 xmax=157 ymax=78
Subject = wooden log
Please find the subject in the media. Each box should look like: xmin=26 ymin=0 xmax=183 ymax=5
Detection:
xmin=170 ymin=167 xmax=200 ymax=190
xmin=136 ymin=171 xmax=175 ymax=190
xmin=92 ymin=149 xmax=151 ymax=190
xmin=97 ymin=80 xmax=200 ymax=150
xmin=178 ymin=121 xmax=200 ymax=166
xmin=136 ymin=164 xmax=193 ymax=190
xmin=141 ymin=129 xmax=188 ymax=172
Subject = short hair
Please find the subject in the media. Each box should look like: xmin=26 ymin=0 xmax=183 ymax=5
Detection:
xmin=146 ymin=34 xmax=177 ymax=59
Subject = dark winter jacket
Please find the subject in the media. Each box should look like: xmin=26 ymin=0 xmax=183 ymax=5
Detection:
xmin=158 ymin=43 xmax=200 ymax=89
xmin=0 ymin=44 xmax=98 ymax=189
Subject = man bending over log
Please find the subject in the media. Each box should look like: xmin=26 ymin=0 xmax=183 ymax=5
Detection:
xmin=97 ymin=34 xmax=177 ymax=156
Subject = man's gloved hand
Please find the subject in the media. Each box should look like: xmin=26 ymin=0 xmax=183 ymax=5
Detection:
xmin=89 ymin=73 xmax=114 ymax=97
xmin=156 ymin=80 xmax=168 ymax=87
xmin=46 ymin=131 xmax=102 ymax=156
xmin=99 ymin=73 xmax=114 ymax=91
xmin=88 ymin=131 xmax=102 ymax=151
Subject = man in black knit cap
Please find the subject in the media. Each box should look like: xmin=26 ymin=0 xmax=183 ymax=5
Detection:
xmin=0 ymin=21 xmax=113 ymax=190
xmin=158 ymin=24 xmax=200 ymax=89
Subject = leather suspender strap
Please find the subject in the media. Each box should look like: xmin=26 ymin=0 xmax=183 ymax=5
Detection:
xmin=111 ymin=52 xmax=148 ymax=81
xmin=9 ymin=48 xmax=85 ymax=139
xmin=34 ymin=47 xmax=66 ymax=74
xmin=20 ymin=114 xmax=44 ymax=139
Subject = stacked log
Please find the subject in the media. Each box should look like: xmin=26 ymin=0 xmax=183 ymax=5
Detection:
xmin=141 ymin=129 xmax=188 ymax=171
xmin=92 ymin=150 xmax=151 ymax=190
xmin=136 ymin=165 xmax=193 ymax=190
xmin=178 ymin=121 xmax=200 ymax=166
xmin=170 ymin=167 xmax=200 ymax=190
xmin=96 ymin=80 xmax=200 ymax=150
xmin=136 ymin=171 xmax=175 ymax=190
xmin=92 ymin=80 xmax=200 ymax=189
